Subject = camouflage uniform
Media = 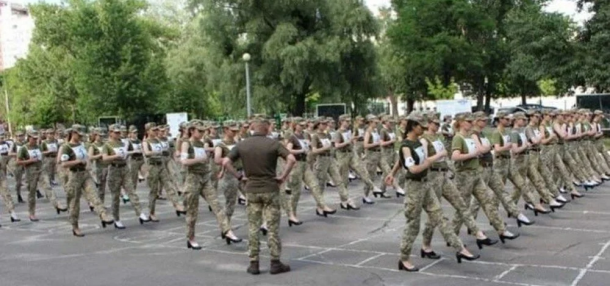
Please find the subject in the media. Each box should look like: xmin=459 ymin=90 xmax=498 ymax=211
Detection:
xmin=41 ymin=130 xmax=59 ymax=184
xmin=523 ymin=120 xmax=556 ymax=203
xmin=334 ymin=122 xmax=376 ymax=196
xmin=363 ymin=115 xmax=390 ymax=197
xmin=128 ymin=131 xmax=145 ymax=191
xmin=450 ymin=119 xmax=506 ymax=235
xmin=285 ymin=128 xmax=323 ymax=216
xmin=0 ymin=135 xmax=14 ymax=213
xmin=90 ymin=140 xmax=109 ymax=202
xmin=399 ymin=114 xmax=463 ymax=261
xmin=9 ymin=134 xmax=26 ymax=200
xmin=18 ymin=130 xmax=60 ymax=215
xmin=216 ymin=122 xmax=243 ymax=226
xmin=311 ymin=126 xmax=346 ymax=208
xmin=103 ymin=125 xmax=144 ymax=221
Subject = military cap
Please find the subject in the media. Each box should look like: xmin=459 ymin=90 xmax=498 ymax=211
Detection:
xmin=549 ymin=110 xmax=559 ymax=116
xmin=406 ymin=112 xmax=428 ymax=127
xmin=425 ymin=111 xmax=440 ymax=123
xmin=107 ymin=124 xmax=121 ymax=133
xmin=525 ymin=109 xmax=540 ymax=116
xmin=496 ymin=111 xmax=509 ymax=118
xmin=119 ymin=125 xmax=128 ymax=132
xmin=144 ymin=122 xmax=158 ymax=131
xmin=512 ymin=112 xmax=527 ymax=120
xmin=15 ymin=129 xmax=25 ymax=136
xmin=355 ymin=115 xmax=364 ymax=121
xmin=365 ymin=114 xmax=378 ymax=122
xmin=129 ymin=125 xmax=138 ymax=133
xmin=27 ymin=129 xmax=40 ymax=138
xmin=594 ymin=110 xmax=604 ymax=115
xmin=223 ymin=120 xmax=240 ymax=131
xmin=454 ymin=112 xmax=475 ymax=121
xmin=190 ymin=120 xmax=207 ymax=131
xmin=251 ymin=114 xmax=270 ymax=124
xmin=338 ymin=114 xmax=351 ymax=121
xmin=473 ymin=111 xmax=488 ymax=121
xmin=281 ymin=117 xmax=291 ymax=123
xmin=68 ymin=124 xmax=85 ymax=135
xmin=179 ymin=121 xmax=188 ymax=130
xmin=46 ymin=128 xmax=55 ymax=133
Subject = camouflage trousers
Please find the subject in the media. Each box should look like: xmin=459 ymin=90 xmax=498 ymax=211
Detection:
xmin=551 ymin=145 xmax=578 ymax=192
xmin=593 ymin=140 xmax=610 ymax=174
xmin=336 ymin=151 xmax=375 ymax=201
xmin=577 ymin=143 xmax=600 ymax=177
xmin=107 ymin=165 xmax=142 ymax=221
xmin=400 ymin=178 xmax=463 ymax=261
xmin=472 ymin=163 xmax=520 ymax=219
xmin=247 ymin=192 xmax=282 ymax=261
xmin=9 ymin=160 xmax=24 ymax=197
xmin=66 ymin=170 xmax=111 ymax=228
xmin=526 ymin=151 xmax=554 ymax=203
xmin=569 ymin=142 xmax=596 ymax=179
xmin=363 ymin=150 xmax=390 ymax=196
xmin=183 ymin=171 xmax=229 ymax=239
xmin=595 ymin=139 xmax=610 ymax=169
xmin=422 ymin=171 xmax=480 ymax=246
xmin=509 ymin=156 xmax=537 ymax=205
xmin=94 ymin=164 xmax=109 ymax=203
xmin=380 ymin=148 xmax=399 ymax=192
xmin=147 ymin=163 xmax=181 ymax=215
xmin=218 ymin=174 xmax=243 ymax=226
xmin=0 ymin=170 xmax=14 ymax=213
xmin=452 ymin=169 xmax=506 ymax=235
xmin=313 ymin=156 xmax=348 ymax=207
xmin=561 ymin=143 xmax=588 ymax=183
xmin=25 ymin=166 xmax=59 ymax=215
xmin=162 ymin=157 xmax=184 ymax=196
xmin=287 ymin=160 xmax=322 ymax=216
xmin=585 ymin=141 xmax=610 ymax=175
xmin=539 ymin=146 xmax=560 ymax=197
xmin=43 ymin=157 xmax=57 ymax=183
xmin=129 ymin=158 xmax=145 ymax=191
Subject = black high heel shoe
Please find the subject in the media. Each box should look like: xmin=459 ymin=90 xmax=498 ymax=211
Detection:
xmin=89 ymin=205 xmax=94 ymax=212
xmin=361 ymin=198 xmax=375 ymax=205
xmin=549 ymin=203 xmax=564 ymax=213
xmin=101 ymin=219 xmax=113 ymax=228
xmin=316 ymin=209 xmax=327 ymax=217
xmin=396 ymin=191 xmax=405 ymax=198
xmin=225 ymin=235 xmax=243 ymax=245
xmin=238 ymin=197 xmax=246 ymax=205
xmin=476 ymin=237 xmax=499 ymax=250
xmin=373 ymin=191 xmax=391 ymax=198
xmin=56 ymin=207 xmax=68 ymax=215
xmin=10 ymin=216 xmax=20 ymax=223
xmin=525 ymin=204 xmax=550 ymax=216
xmin=499 ymin=232 xmax=520 ymax=244
xmin=176 ymin=210 xmax=187 ymax=217
xmin=187 ymin=240 xmax=202 ymax=250
xmin=517 ymin=218 xmax=534 ymax=227
xmin=420 ymin=249 xmax=441 ymax=260
xmin=139 ymin=217 xmax=150 ymax=225
xmin=260 ymin=227 xmax=268 ymax=236
xmin=340 ymin=203 xmax=360 ymax=210
xmin=288 ymin=220 xmax=303 ymax=227
xmin=398 ymin=261 xmax=419 ymax=272
xmin=36 ymin=190 xmax=43 ymax=199
xmin=122 ymin=197 xmax=130 ymax=204
xmin=29 ymin=217 xmax=39 ymax=222
xmin=456 ymin=252 xmax=480 ymax=264
xmin=72 ymin=230 xmax=85 ymax=237
xmin=17 ymin=194 xmax=24 ymax=204
xmin=208 ymin=206 xmax=213 ymax=212
xmin=571 ymin=193 xmax=584 ymax=199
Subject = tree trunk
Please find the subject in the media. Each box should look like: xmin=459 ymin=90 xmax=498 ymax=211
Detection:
xmin=388 ymin=89 xmax=398 ymax=116
xmin=293 ymin=92 xmax=306 ymax=116
xmin=406 ymin=98 xmax=415 ymax=114
xmin=476 ymin=88 xmax=484 ymax=111
xmin=521 ymin=93 xmax=526 ymax=105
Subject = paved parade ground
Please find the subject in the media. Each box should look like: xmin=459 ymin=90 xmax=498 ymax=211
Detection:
xmin=1 ymin=177 xmax=610 ymax=286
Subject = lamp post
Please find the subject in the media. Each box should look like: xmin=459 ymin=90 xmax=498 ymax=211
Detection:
xmin=243 ymin=53 xmax=252 ymax=118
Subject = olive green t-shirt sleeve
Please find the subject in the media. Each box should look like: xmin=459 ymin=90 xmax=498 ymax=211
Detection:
xmin=451 ymin=135 xmax=464 ymax=152
xmin=41 ymin=142 xmax=48 ymax=152
xmin=17 ymin=146 xmax=28 ymax=160
xmin=60 ymin=145 xmax=73 ymax=162
xmin=311 ymin=134 xmax=320 ymax=149
xmin=491 ymin=131 xmax=502 ymax=146
xmin=102 ymin=143 xmax=114 ymax=156
xmin=510 ymin=131 xmax=520 ymax=145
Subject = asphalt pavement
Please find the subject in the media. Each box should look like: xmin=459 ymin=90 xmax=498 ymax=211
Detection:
xmin=0 ymin=175 xmax=609 ymax=286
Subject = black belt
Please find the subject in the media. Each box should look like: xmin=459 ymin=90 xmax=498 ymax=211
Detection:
xmin=111 ymin=163 xmax=127 ymax=167
xmin=69 ymin=166 xmax=86 ymax=172
xmin=148 ymin=160 xmax=163 ymax=166
xmin=337 ymin=148 xmax=351 ymax=153
xmin=45 ymin=154 xmax=56 ymax=158
xmin=407 ymin=177 xmax=428 ymax=182
xmin=530 ymin=148 xmax=541 ymax=152
xmin=131 ymin=155 xmax=144 ymax=160
xmin=319 ymin=153 xmax=332 ymax=157
xmin=480 ymin=161 xmax=493 ymax=167
xmin=1 ymin=152 xmax=7 ymax=156
xmin=496 ymin=154 xmax=510 ymax=159
xmin=430 ymin=168 xmax=448 ymax=172
xmin=357 ymin=138 xmax=364 ymax=142
xmin=368 ymin=148 xmax=381 ymax=152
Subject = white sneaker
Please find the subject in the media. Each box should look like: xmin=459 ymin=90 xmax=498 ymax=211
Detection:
xmin=517 ymin=213 xmax=531 ymax=223
xmin=556 ymin=194 xmax=568 ymax=203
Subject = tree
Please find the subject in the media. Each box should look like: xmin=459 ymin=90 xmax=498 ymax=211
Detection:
xmin=579 ymin=0 xmax=610 ymax=91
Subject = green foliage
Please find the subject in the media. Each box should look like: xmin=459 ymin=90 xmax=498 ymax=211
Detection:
xmin=579 ymin=0 xmax=610 ymax=92
xmin=426 ymin=77 xmax=458 ymax=100
xmin=538 ymin=79 xmax=558 ymax=96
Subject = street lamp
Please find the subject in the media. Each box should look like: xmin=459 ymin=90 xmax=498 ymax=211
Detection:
xmin=243 ymin=53 xmax=252 ymax=118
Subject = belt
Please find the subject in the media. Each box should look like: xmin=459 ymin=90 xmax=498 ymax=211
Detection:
xmin=148 ymin=160 xmax=163 ymax=165
xmin=357 ymin=138 xmax=364 ymax=142
xmin=69 ymin=166 xmax=86 ymax=172
xmin=530 ymin=148 xmax=541 ymax=152
xmin=110 ymin=163 xmax=127 ymax=167
xmin=131 ymin=155 xmax=144 ymax=160
xmin=319 ymin=153 xmax=332 ymax=157
xmin=496 ymin=154 xmax=510 ymax=159
xmin=368 ymin=148 xmax=381 ymax=152
xmin=430 ymin=168 xmax=448 ymax=172
xmin=1 ymin=152 xmax=8 ymax=156
xmin=480 ymin=161 xmax=493 ymax=167
xmin=337 ymin=148 xmax=351 ymax=153
xmin=407 ymin=177 xmax=428 ymax=182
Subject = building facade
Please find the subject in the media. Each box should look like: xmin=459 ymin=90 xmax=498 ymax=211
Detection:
xmin=0 ymin=1 xmax=33 ymax=71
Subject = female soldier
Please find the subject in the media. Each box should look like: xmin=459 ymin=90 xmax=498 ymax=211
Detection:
xmin=0 ymin=133 xmax=20 ymax=223
xmin=363 ymin=115 xmax=389 ymax=202
xmin=103 ymin=124 xmax=151 ymax=228
xmin=142 ymin=123 xmax=185 ymax=221
xmin=128 ymin=126 xmax=145 ymax=191
xmin=420 ymin=112 xmax=497 ymax=255
xmin=17 ymin=130 xmax=66 ymax=221
xmin=214 ymin=120 xmax=243 ymax=227
xmin=41 ymin=128 xmax=59 ymax=186
xmin=182 ymin=120 xmax=241 ymax=250
xmin=379 ymin=115 xmax=405 ymax=197
xmin=450 ymin=112 xmax=519 ymax=243
xmin=385 ymin=112 xmax=479 ymax=272
xmin=60 ymin=125 xmax=114 ymax=236
xmin=88 ymin=128 xmax=109 ymax=203
xmin=9 ymin=130 xmax=26 ymax=203
xmin=309 ymin=118 xmax=338 ymax=217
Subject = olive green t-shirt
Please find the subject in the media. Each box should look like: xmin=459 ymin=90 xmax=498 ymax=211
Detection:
xmin=145 ymin=138 xmax=164 ymax=163
xmin=399 ymin=139 xmax=427 ymax=180
xmin=420 ymin=133 xmax=448 ymax=169
xmin=60 ymin=143 xmax=88 ymax=169
xmin=311 ymin=131 xmax=332 ymax=155
xmin=473 ymin=127 xmax=493 ymax=165
xmin=185 ymin=140 xmax=209 ymax=173
xmin=41 ymin=139 xmax=59 ymax=157
xmin=216 ymin=138 xmax=241 ymax=169
xmin=18 ymin=144 xmax=42 ymax=168
xmin=491 ymin=128 xmax=511 ymax=157
xmin=451 ymin=133 xmax=479 ymax=171
xmin=102 ymin=140 xmax=129 ymax=164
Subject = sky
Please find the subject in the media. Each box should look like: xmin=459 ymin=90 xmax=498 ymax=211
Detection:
xmin=14 ymin=0 xmax=593 ymax=24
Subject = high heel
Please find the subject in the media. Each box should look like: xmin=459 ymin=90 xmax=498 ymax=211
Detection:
xmin=29 ymin=217 xmax=39 ymax=222
xmin=549 ymin=203 xmax=564 ymax=213
xmin=208 ymin=206 xmax=213 ymax=212
xmin=17 ymin=194 xmax=24 ymax=204
xmin=316 ymin=209 xmax=327 ymax=217
xmin=176 ymin=210 xmax=187 ymax=217
xmin=361 ymin=198 xmax=375 ymax=205
xmin=72 ymin=230 xmax=85 ymax=237
xmin=324 ymin=209 xmax=336 ymax=215
xmin=36 ymin=190 xmax=43 ymax=199
xmin=122 ymin=197 xmax=129 ymax=204
xmin=373 ymin=191 xmax=391 ymax=198
xmin=476 ymin=237 xmax=499 ymax=250
xmin=517 ymin=218 xmax=534 ymax=228
xmin=571 ymin=193 xmax=584 ymax=199
xmin=10 ymin=216 xmax=20 ymax=223
xmin=420 ymin=249 xmax=441 ymax=260
xmin=260 ymin=227 xmax=268 ymax=236
xmin=225 ymin=235 xmax=243 ymax=245
xmin=340 ymin=203 xmax=360 ymax=210
xmin=149 ymin=216 xmax=160 ymax=223
xmin=89 ymin=205 xmax=94 ymax=212
xmin=238 ymin=197 xmax=246 ymax=205
xmin=398 ymin=261 xmax=419 ymax=272
xmin=456 ymin=252 xmax=480 ymax=264
xmin=101 ymin=219 xmax=113 ymax=228
xmin=288 ymin=220 xmax=303 ymax=227
xmin=56 ymin=206 xmax=68 ymax=215
xmin=499 ymin=232 xmax=520 ymax=244
xmin=187 ymin=240 xmax=202 ymax=250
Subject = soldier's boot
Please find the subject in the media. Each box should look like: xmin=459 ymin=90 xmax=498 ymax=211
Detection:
xmin=270 ymin=260 xmax=291 ymax=275
xmin=247 ymin=261 xmax=260 ymax=275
